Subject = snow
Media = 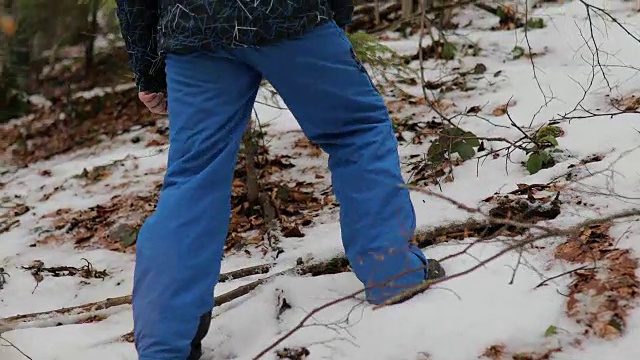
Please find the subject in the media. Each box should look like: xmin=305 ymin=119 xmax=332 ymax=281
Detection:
xmin=3 ymin=1 xmax=640 ymax=359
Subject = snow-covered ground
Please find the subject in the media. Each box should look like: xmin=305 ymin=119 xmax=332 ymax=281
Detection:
xmin=2 ymin=1 xmax=640 ymax=359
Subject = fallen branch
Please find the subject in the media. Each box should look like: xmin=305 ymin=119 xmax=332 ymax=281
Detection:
xmin=0 ymin=183 xmax=579 ymax=334
xmin=473 ymin=2 xmax=525 ymax=29
xmin=252 ymin=208 xmax=640 ymax=359
xmin=0 ymin=255 xmax=347 ymax=334
xmin=0 ymin=294 xmax=130 ymax=334
xmin=375 ymin=208 xmax=640 ymax=307
xmin=218 ymin=263 xmax=272 ymax=283
xmin=0 ymin=219 xmax=19 ymax=235
xmin=0 ymin=219 xmax=495 ymax=333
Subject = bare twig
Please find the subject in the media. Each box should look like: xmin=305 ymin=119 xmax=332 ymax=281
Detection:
xmin=579 ymin=0 xmax=640 ymax=43
xmin=0 ymin=263 xmax=275 ymax=333
xmin=533 ymin=265 xmax=592 ymax=289
xmin=522 ymin=0 xmax=551 ymax=111
xmin=0 ymin=335 xmax=33 ymax=359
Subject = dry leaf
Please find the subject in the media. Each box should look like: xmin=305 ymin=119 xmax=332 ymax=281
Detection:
xmin=283 ymin=225 xmax=305 ymax=238
xmin=481 ymin=344 xmax=506 ymax=360
xmin=492 ymin=104 xmax=508 ymax=116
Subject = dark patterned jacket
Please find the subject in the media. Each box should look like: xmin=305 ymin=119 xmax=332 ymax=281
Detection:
xmin=115 ymin=0 xmax=354 ymax=93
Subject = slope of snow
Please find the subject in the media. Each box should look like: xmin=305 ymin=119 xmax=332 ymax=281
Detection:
xmin=2 ymin=1 xmax=640 ymax=360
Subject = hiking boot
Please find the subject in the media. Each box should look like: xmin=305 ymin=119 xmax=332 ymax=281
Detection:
xmin=384 ymin=256 xmax=446 ymax=305
xmin=426 ymin=258 xmax=445 ymax=281
xmin=362 ymin=249 xmax=446 ymax=305
xmin=188 ymin=311 xmax=212 ymax=360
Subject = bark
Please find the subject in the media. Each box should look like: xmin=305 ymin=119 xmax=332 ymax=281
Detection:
xmin=243 ymin=123 xmax=260 ymax=206
xmin=84 ymin=0 xmax=100 ymax=76
xmin=401 ymin=0 xmax=414 ymax=19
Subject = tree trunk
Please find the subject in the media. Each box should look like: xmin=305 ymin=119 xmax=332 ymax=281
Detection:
xmin=243 ymin=121 xmax=260 ymax=206
xmin=241 ymin=119 xmax=277 ymax=227
xmin=401 ymin=0 xmax=413 ymax=20
xmin=0 ymin=0 xmax=29 ymax=123
xmin=84 ymin=0 xmax=100 ymax=76
xmin=0 ymin=0 xmax=6 ymax=77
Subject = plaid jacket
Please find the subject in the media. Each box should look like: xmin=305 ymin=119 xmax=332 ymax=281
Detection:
xmin=115 ymin=0 xmax=354 ymax=92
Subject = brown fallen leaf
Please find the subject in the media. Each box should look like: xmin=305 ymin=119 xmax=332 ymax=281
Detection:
xmin=282 ymin=225 xmax=305 ymax=238
xmin=481 ymin=344 xmax=506 ymax=360
xmin=492 ymin=104 xmax=508 ymax=116
xmin=467 ymin=105 xmax=482 ymax=114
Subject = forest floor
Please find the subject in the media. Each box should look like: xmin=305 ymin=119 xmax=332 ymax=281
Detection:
xmin=2 ymin=1 xmax=640 ymax=360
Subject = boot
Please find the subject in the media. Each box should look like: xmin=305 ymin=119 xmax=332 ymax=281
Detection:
xmin=187 ymin=311 xmax=212 ymax=360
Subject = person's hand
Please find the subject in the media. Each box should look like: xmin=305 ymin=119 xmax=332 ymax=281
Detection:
xmin=139 ymin=91 xmax=168 ymax=115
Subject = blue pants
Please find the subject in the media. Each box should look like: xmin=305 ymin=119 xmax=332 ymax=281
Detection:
xmin=133 ymin=21 xmax=427 ymax=359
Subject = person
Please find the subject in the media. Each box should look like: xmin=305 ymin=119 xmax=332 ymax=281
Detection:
xmin=115 ymin=1 xmax=445 ymax=359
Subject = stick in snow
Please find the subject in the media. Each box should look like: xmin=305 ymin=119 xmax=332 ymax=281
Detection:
xmin=0 ymin=257 xmax=350 ymax=333
xmin=0 ymin=218 xmax=498 ymax=333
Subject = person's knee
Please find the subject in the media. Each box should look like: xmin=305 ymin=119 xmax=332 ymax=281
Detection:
xmin=307 ymin=119 xmax=397 ymax=161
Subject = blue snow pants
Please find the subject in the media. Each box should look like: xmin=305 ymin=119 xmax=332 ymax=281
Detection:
xmin=132 ymin=20 xmax=429 ymax=360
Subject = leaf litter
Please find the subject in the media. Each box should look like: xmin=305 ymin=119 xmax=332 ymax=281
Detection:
xmin=36 ymin=144 xmax=337 ymax=255
xmin=1 ymin=86 xmax=161 ymax=167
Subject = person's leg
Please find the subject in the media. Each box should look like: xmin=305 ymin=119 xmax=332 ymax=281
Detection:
xmin=237 ymin=21 xmax=443 ymax=305
xmin=132 ymin=51 xmax=261 ymax=360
